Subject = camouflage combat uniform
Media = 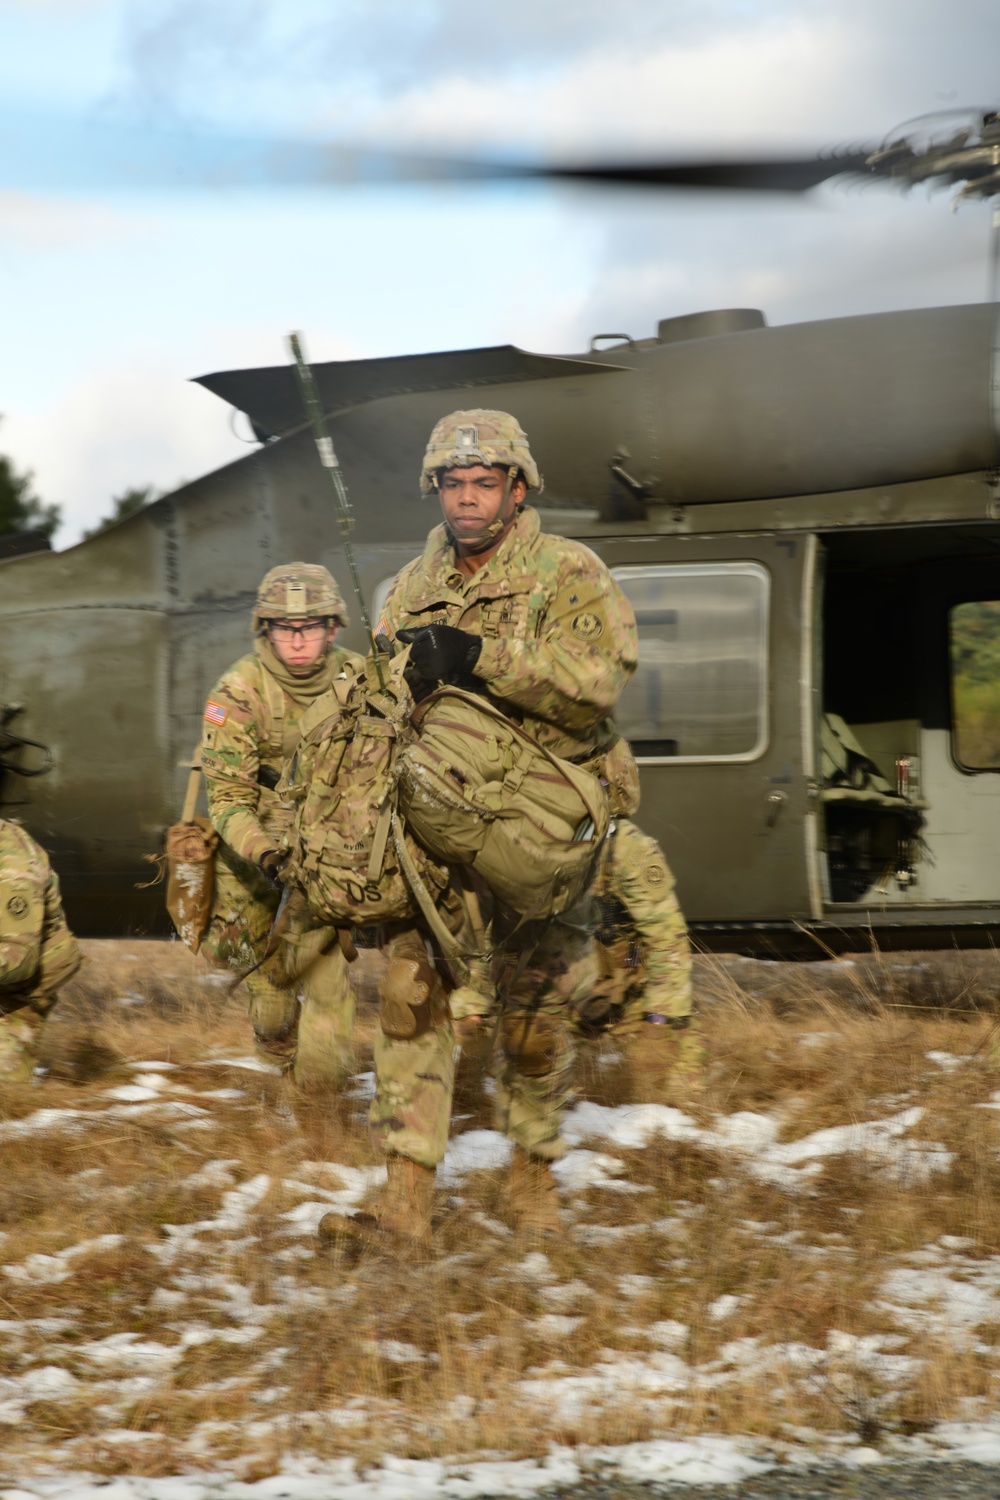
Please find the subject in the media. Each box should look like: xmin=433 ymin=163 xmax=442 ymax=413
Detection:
xmin=373 ymin=503 xmax=638 ymax=1165
xmin=595 ymin=818 xmax=704 ymax=1098
xmin=0 ymin=818 xmax=82 ymax=1081
xmin=201 ymin=611 xmax=363 ymax=1087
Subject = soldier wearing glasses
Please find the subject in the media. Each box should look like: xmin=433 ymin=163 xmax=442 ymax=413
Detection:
xmin=200 ymin=564 xmax=363 ymax=1087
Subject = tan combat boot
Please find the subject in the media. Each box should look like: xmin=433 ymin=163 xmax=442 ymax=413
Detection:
xmin=377 ymin=1155 xmax=436 ymax=1247
xmin=318 ymin=1154 xmax=436 ymax=1258
xmin=508 ymin=1145 xmax=563 ymax=1237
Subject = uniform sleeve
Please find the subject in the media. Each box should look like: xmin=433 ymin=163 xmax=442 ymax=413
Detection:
xmin=610 ymin=821 xmax=692 ymax=1019
xmin=474 ymin=551 xmax=638 ymax=732
xmin=0 ymin=838 xmax=47 ymax=995
xmin=379 ymin=570 xmax=412 ymax=641
xmin=200 ymin=673 xmax=274 ymax=864
xmin=33 ymin=867 xmax=83 ymax=1000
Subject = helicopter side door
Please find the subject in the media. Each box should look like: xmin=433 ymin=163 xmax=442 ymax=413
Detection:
xmin=593 ymin=531 xmax=820 ymax=928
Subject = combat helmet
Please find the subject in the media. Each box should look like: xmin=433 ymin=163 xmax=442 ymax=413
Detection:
xmin=252 ymin=562 xmax=349 ymax=634
xmin=419 ymin=409 xmax=542 ymax=495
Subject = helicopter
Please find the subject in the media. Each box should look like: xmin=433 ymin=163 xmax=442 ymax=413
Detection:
xmin=2 ymin=109 xmax=1000 ymax=956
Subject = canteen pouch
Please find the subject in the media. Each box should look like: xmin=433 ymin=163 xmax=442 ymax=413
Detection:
xmin=163 ymin=750 xmax=219 ymax=954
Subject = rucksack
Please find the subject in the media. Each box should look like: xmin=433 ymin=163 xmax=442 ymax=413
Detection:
xmin=397 ymin=686 xmax=609 ymax=923
xmin=286 ymin=656 xmax=449 ymax=930
xmin=287 ymin=655 xmax=609 ymax=934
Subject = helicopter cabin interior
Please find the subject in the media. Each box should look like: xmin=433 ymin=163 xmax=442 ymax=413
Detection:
xmin=570 ymin=514 xmax=1000 ymax=944
xmin=817 ymin=522 xmax=1000 ymax=913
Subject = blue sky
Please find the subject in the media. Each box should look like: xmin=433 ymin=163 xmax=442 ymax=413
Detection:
xmin=1 ymin=0 xmax=998 ymax=542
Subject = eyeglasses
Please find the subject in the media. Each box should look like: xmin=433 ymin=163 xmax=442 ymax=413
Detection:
xmin=267 ymin=621 xmax=329 ymax=642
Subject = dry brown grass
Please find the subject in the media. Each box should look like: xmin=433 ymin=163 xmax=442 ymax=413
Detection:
xmin=1 ymin=941 xmax=1000 ymax=1480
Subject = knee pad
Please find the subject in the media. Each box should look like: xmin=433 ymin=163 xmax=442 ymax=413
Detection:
xmin=500 ymin=1011 xmax=559 ymax=1078
xmin=380 ymin=954 xmax=437 ymax=1040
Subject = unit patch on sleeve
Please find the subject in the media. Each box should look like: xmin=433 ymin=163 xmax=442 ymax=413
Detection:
xmin=204 ymin=701 xmax=229 ymax=726
xmin=571 ymin=611 xmax=604 ymax=641
xmin=642 ymin=863 xmax=668 ymax=890
xmin=7 ymin=895 xmax=28 ymax=918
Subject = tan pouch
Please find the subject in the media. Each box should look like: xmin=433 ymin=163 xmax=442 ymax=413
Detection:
xmin=165 ymin=753 xmax=219 ymax=954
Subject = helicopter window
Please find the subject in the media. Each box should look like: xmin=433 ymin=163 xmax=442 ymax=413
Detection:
xmin=612 ymin=563 xmax=769 ymax=762
xmin=949 ymin=599 xmax=1000 ymax=772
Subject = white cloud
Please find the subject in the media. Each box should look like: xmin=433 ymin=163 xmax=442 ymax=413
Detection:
xmin=0 ymin=322 xmax=360 ymax=546
xmin=0 ymin=190 xmax=122 ymax=250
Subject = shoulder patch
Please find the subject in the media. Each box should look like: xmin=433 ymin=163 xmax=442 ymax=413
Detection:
xmin=7 ymin=894 xmax=29 ymax=918
xmin=571 ymin=611 xmax=604 ymax=641
xmin=641 ymin=862 xmax=668 ymax=890
xmin=204 ymin=701 xmax=229 ymax=726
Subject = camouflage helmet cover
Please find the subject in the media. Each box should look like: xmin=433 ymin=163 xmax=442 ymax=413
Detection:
xmin=419 ymin=409 xmax=542 ymax=495
xmin=252 ymin=562 xmax=349 ymax=633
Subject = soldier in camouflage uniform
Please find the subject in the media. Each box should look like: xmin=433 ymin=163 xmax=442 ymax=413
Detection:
xmin=362 ymin=410 xmax=638 ymax=1243
xmin=201 ymin=564 xmax=364 ymax=1087
xmin=595 ymin=817 xmax=705 ymax=1101
xmin=0 ymin=818 xmax=82 ymax=1082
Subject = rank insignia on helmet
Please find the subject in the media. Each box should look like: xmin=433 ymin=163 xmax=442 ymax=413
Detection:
xmin=7 ymin=895 xmax=28 ymax=917
xmin=571 ymin=612 xmax=604 ymax=641
xmin=204 ymin=701 xmax=228 ymax=726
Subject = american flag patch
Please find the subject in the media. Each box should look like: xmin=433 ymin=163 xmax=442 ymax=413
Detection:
xmin=204 ymin=701 xmax=228 ymax=726
xmin=375 ymin=615 xmax=390 ymax=641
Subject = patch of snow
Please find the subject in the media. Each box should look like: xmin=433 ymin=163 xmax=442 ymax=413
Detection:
xmin=278 ymin=1163 xmax=387 ymax=1234
xmin=2 ymin=1234 xmax=124 ymax=1285
xmin=515 ymin=1252 xmax=555 ymax=1283
xmin=925 ymin=1050 xmax=963 ymax=1071
xmin=539 ymin=1280 xmax=594 ymax=1311
xmin=202 ymin=1055 xmax=283 ymax=1074
xmin=881 ymin=1257 xmax=1000 ymax=1338
xmin=616 ymin=1274 xmax=656 ymax=1299
xmin=438 ymin=1130 xmax=512 ymax=1184
xmin=181 ymin=1159 xmax=241 ymax=1191
xmin=552 ymin=1150 xmax=632 ymax=1193
xmin=528 ymin=1314 xmax=584 ymax=1339
xmin=708 ymin=1294 xmax=742 ymax=1321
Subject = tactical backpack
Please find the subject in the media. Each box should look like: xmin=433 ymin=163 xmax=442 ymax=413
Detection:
xmin=397 ymin=686 xmax=609 ymax=923
xmin=286 ymin=659 xmax=450 ymax=931
xmin=287 ymin=655 xmax=609 ymax=937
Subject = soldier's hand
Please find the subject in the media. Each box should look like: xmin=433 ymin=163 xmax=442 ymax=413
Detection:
xmin=259 ymin=848 xmax=290 ymax=889
xmin=397 ymin=624 xmax=482 ymax=684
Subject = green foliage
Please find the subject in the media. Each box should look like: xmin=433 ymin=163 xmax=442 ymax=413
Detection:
xmin=82 ymin=485 xmax=157 ymax=540
xmin=0 ymin=423 xmax=60 ymax=540
xmin=951 ymin=601 xmax=1000 ymax=768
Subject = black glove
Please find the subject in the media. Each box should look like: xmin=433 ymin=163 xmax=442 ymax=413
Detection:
xmin=259 ymin=848 xmax=290 ymax=889
xmin=397 ymin=624 xmax=482 ymax=684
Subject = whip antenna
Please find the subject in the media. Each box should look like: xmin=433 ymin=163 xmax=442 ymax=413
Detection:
xmin=288 ymin=331 xmax=386 ymax=689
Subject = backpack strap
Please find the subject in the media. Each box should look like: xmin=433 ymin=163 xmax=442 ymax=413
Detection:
xmin=367 ymin=797 xmax=394 ymax=886
xmin=390 ymin=810 xmax=469 ymax=983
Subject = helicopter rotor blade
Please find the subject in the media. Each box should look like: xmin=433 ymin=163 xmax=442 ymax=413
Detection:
xmin=523 ymin=152 xmax=873 ymax=192
xmin=0 ymin=109 xmax=874 ymax=195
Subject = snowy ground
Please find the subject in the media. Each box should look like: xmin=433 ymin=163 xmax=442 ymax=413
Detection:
xmin=3 ymin=943 xmax=1000 ymax=1494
